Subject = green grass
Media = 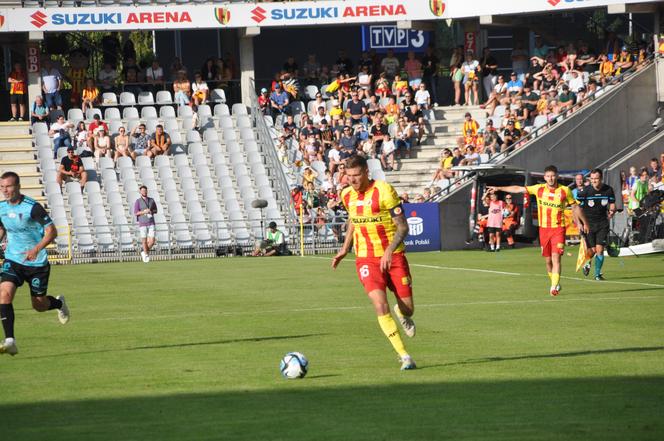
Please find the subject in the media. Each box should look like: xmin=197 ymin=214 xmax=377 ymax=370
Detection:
xmin=1 ymin=247 xmax=663 ymax=440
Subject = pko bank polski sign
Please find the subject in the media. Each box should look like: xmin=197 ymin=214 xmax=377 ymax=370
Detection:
xmin=403 ymin=203 xmax=441 ymax=252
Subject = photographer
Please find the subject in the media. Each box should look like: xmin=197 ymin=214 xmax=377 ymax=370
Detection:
xmin=252 ymin=222 xmax=288 ymax=257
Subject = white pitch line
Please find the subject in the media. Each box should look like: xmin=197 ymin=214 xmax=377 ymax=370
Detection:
xmin=311 ymin=256 xmax=664 ymax=289
xmin=77 ymin=295 xmax=662 ymax=323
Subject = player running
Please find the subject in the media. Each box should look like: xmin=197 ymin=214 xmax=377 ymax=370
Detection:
xmin=0 ymin=172 xmax=70 ymax=356
xmin=332 ymin=155 xmax=416 ymax=370
xmin=489 ymin=165 xmax=588 ymax=296
xmin=576 ymin=169 xmax=616 ymax=280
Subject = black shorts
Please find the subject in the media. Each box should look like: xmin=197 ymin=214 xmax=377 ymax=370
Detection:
xmin=0 ymin=260 xmax=50 ymax=297
xmin=10 ymin=94 xmax=25 ymax=105
xmin=487 ymin=227 xmax=501 ymax=234
xmin=586 ymin=223 xmax=609 ymax=248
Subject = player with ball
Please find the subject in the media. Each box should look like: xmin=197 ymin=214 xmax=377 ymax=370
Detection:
xmin=332 ymin=155 xmax=416 ymax=371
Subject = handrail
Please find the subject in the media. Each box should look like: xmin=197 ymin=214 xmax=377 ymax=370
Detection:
xmin=248 ymin=77 xmax=295 ymax=222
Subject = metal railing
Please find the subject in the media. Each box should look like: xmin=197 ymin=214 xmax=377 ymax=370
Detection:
xmin=249 ymin=77 xmax=296 ymax=223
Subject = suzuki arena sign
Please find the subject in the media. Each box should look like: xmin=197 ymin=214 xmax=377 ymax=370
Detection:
xmin=0 ymin=0 xmax=655 ymax=32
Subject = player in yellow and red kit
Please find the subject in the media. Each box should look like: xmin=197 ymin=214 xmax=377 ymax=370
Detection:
xmin=490 ymin=165 xmax=588 ymax=296
xmin=332 ymin=155 xmax=416 ymax=370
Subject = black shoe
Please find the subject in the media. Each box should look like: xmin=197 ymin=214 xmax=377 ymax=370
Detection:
xmin=594 ymin=275 xmax=605 ymax=281
xmin=495 ymin=248 xmax=500 ymax=252
xmin=582 ymin=263 xmax=591 ymax=277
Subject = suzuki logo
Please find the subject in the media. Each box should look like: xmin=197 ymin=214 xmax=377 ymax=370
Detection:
xmin=31 ymin=11 xmax=47 ymax=28
xmin=547 ymin=0 xmax=561 ymax=6
xmin=251 ymin=6 xmax=266 ymax=23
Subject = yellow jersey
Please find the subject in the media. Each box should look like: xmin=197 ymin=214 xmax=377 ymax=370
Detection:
xmin=341 ymin=180 xmax=405 ymax=258
xmin=526 ymin=183 xmax=577 ymax=228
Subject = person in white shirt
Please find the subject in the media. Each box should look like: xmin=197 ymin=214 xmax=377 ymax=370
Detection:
xmin=97 ymin=63 xmax=118 ymax=93
xmin=48 ymin=115 xmax=73 ymax=157
xmin=146 ymin=60 xmax=164 ymax=84
xmin=327 ymin=143 xmax=342 ymax=174
xmin=461 ymin=51 xmax=481 ymax=106
xmin=40 ymin=59 xmax=63 ymax=110
xmin=380 ymin=135 xmax=397 ymax=171
xmin=414 ymin=83 xmax=431 ymax=110
xmin=191 ymin=72 xmax=209 ymax=107
xmin=312 ymin=107 xmax=329 ymax=126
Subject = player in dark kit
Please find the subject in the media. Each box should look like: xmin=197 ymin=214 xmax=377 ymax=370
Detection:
xmin=0 ymin=172 xmax=70 ymax=356
xmin=576 ymin=169 xmax=616 ymax=280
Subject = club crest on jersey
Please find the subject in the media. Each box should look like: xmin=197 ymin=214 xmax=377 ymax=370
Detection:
xmin=31 ymin=278 xmax=41 ymax=288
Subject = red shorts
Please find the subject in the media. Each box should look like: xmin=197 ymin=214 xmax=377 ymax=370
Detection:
xmin=539 ymin=227 xmax=566 ymax=257
xmin=355 ymin=253 xmax=412 ymax=299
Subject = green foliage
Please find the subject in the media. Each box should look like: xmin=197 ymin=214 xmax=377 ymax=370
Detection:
xmin=586 ymin=10 xmax=624 ymax=40
xmin=1 ymin=249 xmax=663 ymax=439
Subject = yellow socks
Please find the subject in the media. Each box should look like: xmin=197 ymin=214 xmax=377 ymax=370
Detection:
xmin=377 ymin=313 xmax=408 ymax=358
xmin=551 ymin=272 xmax=560 ymax=289
xmin=548 ymin=272 xmax=553 ymax=282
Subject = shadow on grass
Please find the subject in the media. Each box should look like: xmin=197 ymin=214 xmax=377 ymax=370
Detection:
xmin=417 ymin=346 xmax=664 ymax=369
xmin=1 ymin=376 xmax=662 ymax=441
xmin=21 ymin=334 xmax=326 ymax=360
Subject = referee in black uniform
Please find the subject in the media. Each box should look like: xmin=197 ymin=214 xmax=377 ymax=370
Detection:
xmin=576 ymin=169 xmax=616 ymax=280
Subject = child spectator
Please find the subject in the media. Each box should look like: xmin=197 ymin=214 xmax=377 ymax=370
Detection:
xmin=487 ymin=191 xmax=505 ymax=251
xmin=191 ymin=72 xmax=209 ymax=107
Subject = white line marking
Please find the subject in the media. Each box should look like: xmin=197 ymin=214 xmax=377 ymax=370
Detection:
xmin=312 ymin=256 xmax=664 ymax=288
xmin=78 ymin=296 xmax=661 ymax=323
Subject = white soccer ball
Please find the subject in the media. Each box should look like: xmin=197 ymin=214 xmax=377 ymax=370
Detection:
xmin=280 ymin=352 xmax=309 ymax=379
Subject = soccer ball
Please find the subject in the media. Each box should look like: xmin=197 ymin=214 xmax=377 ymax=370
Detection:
xmin=280 ymin=352 xmax=309 ymax=379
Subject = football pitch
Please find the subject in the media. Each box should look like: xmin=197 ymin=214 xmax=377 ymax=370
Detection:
xmin=1 ymin=247 xmax=663 ymax=440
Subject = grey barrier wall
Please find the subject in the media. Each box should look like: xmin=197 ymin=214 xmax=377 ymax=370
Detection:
xmin=436 ymin=64 xmax=659 ymax=250
xmin=503 ymin=63 xmax=658 ymax=173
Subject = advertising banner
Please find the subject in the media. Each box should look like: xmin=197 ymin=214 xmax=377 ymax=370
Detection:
xmin=0 ymin=0 xmax=655 ymax=33
xmin=361 ymin=25 xmax=430 ymax=53
xmin=403 ymin=203 xmax=441 ymax=252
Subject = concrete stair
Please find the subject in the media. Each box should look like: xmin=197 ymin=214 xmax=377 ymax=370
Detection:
xmin=388 ymin=105 xmax=485 ymax=196
xmin=0 ymin=121 xmax=44 ymax=202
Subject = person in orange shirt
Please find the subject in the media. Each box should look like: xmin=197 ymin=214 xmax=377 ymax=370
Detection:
xmin=598 ymin=53 xmax=614 ymax=86
xmin=8 ymin=63 xmax=27 ymax=121
xmin=81 ymin=78 xmax=100 ymax=113
xmin=489 ymin=165 xmax=588 ymax=296
xmin=332 ymin=155 xmax=416 ymax=371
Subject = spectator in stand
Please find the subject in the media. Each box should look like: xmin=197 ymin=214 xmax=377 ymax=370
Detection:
xmin=8 ymin=63 xmax=27 ymax=121
xmin=460 ymin=145 xmax=480 ymax=166
xmin=146 ymin=60 xmax=164 ymax=94
xmin=599 ymin=53 xmax=614 ymax=85
xmin=40 ymin=59 xmax=63 ymax=111
xmin=191 ymin=72 xmax=209 ymax=108
xmin=92 ymin=126 xmax=112 ymax=162
xmin=404 ymin=103 xmax=425 ymax=146
xmin=86 ymin=114 xmax=108 ymax=146
xmin=557 ymin=85 xmax=576 ymax=111
xmin=486 ymin=191 xmax=505 ymax=252
xmin=30 ymin=96 xmax=50 ymax=127
xmin=98 ymin=63 xmax=118 ymax=94
xmin=501 ymin=120 xmax=521 ymax=152
xmin=258 ymin=88 xmax=270 ymax=116
xmin=421 ymin=45 xmax=439 ymax=106
xmin=303 ymin=54 xmax=321 ymax=84
xmin=502 ymin=194 xmax=519 ymax=248
xmin=450 ymin=46 xmax=464 ymax=106
xmin=357 ymin=65 xmax=373 ymax=99
xmin=506 ymin=72 xmax=524 ymax=100
xmin=49 ymin=115 xmax=73 ymax=157
xmin=648 ymin=157 xmax=662 ymax=181
xmin=134 ymin=185 xmax=158 ymax=263
xmin=383 ymin=96 xmax=399 ymax=124
xmin=201 ymin=58 xmax=218 ymax=88
xmin=521 ymin=84 xmax=539 ymax=120
xmin=533 ymin=36 xmax=550 ymax=59
xmin=312 ymin=106 xmax=329 ymax=126
xmin=148 ymin=125 xmax=171 ymax=158
xmin=415 ymin=83 xmax=431 ymax=110
xmin=380 ymin=135 xmax=396 ymax=171
xmin=370 ymin=117 xmax=389 ymax=156
xmin=123 ymin=56 xmax=143 ymax=83
xmin=57 ymin=146 xmax=87 ymax=188
xmin=374 ymin=72 xmax=390 ymax=99
xmin=339 ymin=126 xmax=357 ymax=160
xmin=480 ymin=48 xmax=498 ymax=102
xmin=113 ymin=126 xmax=131 ymax=162
xmin=74 ymin=121 xmax=93 ymax=158
xmin=395 ymin=117 xmax=413 ymax=159
xmin=511 ymin=42 xmax=530 ymax=81
xmin=283 ymin=56 xmax=299 ymax=77
xmin=614 ymin=46 xmax=634 ymax=76
xmin=430 ymin=148 xmax=454 ymax=183
xmin=461 ymin=50 xmax=481 ymax=106
xmin=173 ymin=70 xmax=191 ymax=107
xmin=628 ymin=169 xmax=650 ymax=213
xmin=328 ymin=142 xmax=342 ymax=174
xmin=130 ymin=123 xmax=150 ymax=160
xmin=404 ymin=51 xmax=423 ymax=88
xmin=270 ymin=84 xmax=290 ymax=117
xmin=347 ymin=91 xmax=368 ymax=127
xmin=81 ymin=78 xmax=99 ymax=113
xmin=381 ymin=49 xmax=400 ymax=79
xmin=282 ymin=114 xmax=297 ymax=139
xmin=483 ymin=119 xmax=502 ymax=155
